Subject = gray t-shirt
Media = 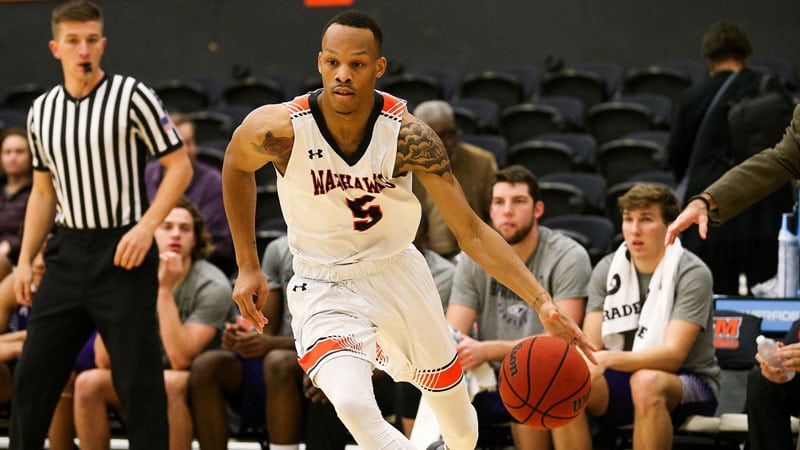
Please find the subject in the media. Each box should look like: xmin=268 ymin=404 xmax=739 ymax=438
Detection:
xmin=422 ymin=248 xmax=455 ymax=310
xmin=449 ymin=226 xmax=591 ymax=342
xmin=169 ymin=259 xmax=236 ymax=357
xmin=588 ymin=250 xmax=721 ymax=394
xmin=173 ymin=259 xmax=235 ymax=328
xmin=261 ymin=235 xmax=294 ymax=337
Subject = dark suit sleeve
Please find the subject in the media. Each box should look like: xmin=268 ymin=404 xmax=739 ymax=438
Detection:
xmin=705 ymin=103 xmax=800 ymax=224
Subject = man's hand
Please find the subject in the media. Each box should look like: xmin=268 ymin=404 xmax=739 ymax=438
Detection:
xmin=114 ymin=223 xmax=155 ymax=270
xmin=454 ymin=333 xmax=488 ymax=371
xmin=13 ymin=262 xmax=34 ymax=306
xmin=776 ymin=342 xmax=800 ymax=372
xmin=222 ymin=322 xmax=247 ymax=350
xmin=538 ymin=300 xmax=598 ymax=364
xmin=303 ymin=374 xmax=329 ymax=404
xmin=231 ymin=268 xmax=269 ymax=333
xmin=665 ymin=197 xmax=710 ymax=245
xmin=158 ymin=251 xmax=184 ymax=291
xmin=232 ymin=331 xmax=274 ymax=358
xmin=756 ymin=351 xmax=792 ymax=384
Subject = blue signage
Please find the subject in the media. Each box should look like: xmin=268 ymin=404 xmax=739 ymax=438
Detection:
xmin=715 ymin=296 xmax=800 ymax=333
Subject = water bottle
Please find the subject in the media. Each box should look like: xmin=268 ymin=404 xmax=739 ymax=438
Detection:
xmin=738 ymin=272 xmax=748 ymax=296
xmin=756 ymin=335 xmax=796 ymax=381
xmin=776 ymin=213 xmax=799 ymax=298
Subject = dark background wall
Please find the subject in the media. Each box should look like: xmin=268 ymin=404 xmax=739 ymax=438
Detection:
xmin=1 ymin=0 xmax=798 ymax=95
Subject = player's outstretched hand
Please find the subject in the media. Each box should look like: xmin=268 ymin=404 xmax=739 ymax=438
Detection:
xmin=665 ymin=198 xmax=709 ymax=246
xmin=538 ymin=300 xmax=598 ymax=364
xmin=231 ymin=267 xmax=269 ymax=333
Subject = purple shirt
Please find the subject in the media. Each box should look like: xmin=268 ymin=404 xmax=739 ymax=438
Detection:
xmin=144 ymin=160 xmax=233 ymax=256
xmin=0 ymin=179 xmax=32 ymax=263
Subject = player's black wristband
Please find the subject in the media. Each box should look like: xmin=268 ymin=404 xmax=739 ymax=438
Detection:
xmin=688 ymin=194 xmax=711 ymax=211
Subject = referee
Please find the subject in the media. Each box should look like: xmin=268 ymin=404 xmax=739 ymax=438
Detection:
xmin=11 ymin=2 xmax=192 ymax=450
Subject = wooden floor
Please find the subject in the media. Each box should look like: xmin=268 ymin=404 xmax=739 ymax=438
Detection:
xmin=0 ymin=437 xmax=366 ymax=450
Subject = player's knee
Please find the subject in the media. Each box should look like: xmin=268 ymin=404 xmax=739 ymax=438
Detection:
xmin=629 ymin=370 xmax=668 ymax=410
xmin=330 ymin=394 xmax=380 ymax=426
xmin=189 ymin=350 xmax=228 ymax=388
xmin=263 ymin=349 xmax=301 ymax=385
xmin=163 ymin=371 xmax=189 ymax=403
xmin=74 ymin=369 xmax=109 ymax=404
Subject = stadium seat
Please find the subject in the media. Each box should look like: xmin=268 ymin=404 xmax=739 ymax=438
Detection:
xmin=498 ymin=103 xmax=564 ymax=146
xmin=504 ymin=140 xmax=574 ymax=176
xmin=223 ymin=77 xmax=285 ymax=107
xmin=154 ymin=79 xmax=209 ymax=113
xmin=622 ymin=65 xmax=692 ymax=103
xmin=379 ymin=73 xmax=442 ymax=110
xmin=458 ymin=71 xmax=526 ymax=111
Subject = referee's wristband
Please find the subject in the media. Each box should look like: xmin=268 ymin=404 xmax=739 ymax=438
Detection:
xmin=688 ymin=194 xmax=712 ymax=211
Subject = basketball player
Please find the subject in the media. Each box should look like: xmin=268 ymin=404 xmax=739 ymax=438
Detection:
xmin=222 ymin=10 xmax=596 ymax=450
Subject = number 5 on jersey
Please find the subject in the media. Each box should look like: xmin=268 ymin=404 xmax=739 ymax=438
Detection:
xmin=347 ymin=195 xmax=383 ymax=231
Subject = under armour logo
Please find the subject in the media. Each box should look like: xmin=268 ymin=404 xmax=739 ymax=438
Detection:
xmin=308 ymin=149 xmax=323 ymax=159
xmin=292 ymin=283 xmax=308 ymax=292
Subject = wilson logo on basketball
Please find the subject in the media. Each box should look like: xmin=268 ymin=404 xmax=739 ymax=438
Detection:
xmin=508 ymin=343 xmax=521 ymax=376
xmin=713 ymin=316 xmax=743 ymax=349
xmin=572 ymin=391 xmax=590 ymax=413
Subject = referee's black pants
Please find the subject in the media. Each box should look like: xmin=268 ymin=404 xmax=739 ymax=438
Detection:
xmin=9 ymin=227 xmax=168 ymax=450
xmin=745 ymin=367 xmax=800 ymax=450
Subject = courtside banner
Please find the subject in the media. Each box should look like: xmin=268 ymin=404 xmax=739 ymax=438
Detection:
xmin=715 ymin=296 xmax=800 ymax=333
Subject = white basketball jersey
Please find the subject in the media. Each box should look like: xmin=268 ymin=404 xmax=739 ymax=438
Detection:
xmin=278 ymin=90 xmax=421 ymax=265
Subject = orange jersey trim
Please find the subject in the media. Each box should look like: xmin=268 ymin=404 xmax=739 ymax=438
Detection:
xmin=298 ymin=335 xmax=365 ymax=373
xmin=285 ymin=95 xmax=311 ymax=116
xmin=412 ymin=355 xmax=464 ymax=392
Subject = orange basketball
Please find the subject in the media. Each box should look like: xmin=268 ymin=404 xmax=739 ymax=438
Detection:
xmin=498 ymin=335 xmax=591 ymax=429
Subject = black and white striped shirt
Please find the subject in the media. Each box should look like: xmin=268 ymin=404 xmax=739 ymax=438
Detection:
xmin=27 ymin=74 xmax=182 ymax=229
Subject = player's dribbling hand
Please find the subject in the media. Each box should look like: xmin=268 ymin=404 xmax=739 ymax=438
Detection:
xmin=538 ymin=301 xmax=598 ymax=365
xmin=231 ymin=268 xmax=269 ymax=333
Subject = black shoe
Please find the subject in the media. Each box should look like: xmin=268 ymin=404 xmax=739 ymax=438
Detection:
xmin=426 ymin=440 xmax=445 ymax=450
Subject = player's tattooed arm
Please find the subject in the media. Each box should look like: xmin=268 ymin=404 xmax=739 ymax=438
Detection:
xmin=396 ymin=119 xmax=451 ymax=177
xmin=250 ymin=130 xmax=292 ymax=160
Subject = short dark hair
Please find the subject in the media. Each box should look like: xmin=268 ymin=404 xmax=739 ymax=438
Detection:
xmin=323 ymin=10 xmax=383 ymax=53
xmin=175 ymin=197 xmax=214 ymax=261
xmin=492 ymin=165 xmax=540 ymax=202
xmin=51 ymin=0 xmax=103 ymax=38
xmin=617 ymin=183 xmax=681 ymax=224
xmin=701 ymin=20 xmax=752 ymax=62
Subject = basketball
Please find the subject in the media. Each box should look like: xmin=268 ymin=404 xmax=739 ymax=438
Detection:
xmin=498 ymin=335 xmax=591 ymax=429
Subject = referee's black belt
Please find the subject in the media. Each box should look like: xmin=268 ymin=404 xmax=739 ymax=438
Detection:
xmin=56 ymin=223 xmax=135 ymax=239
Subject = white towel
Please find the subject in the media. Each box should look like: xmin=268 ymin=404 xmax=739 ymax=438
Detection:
xmin=601 ymin=238 xmax=683 ymax=351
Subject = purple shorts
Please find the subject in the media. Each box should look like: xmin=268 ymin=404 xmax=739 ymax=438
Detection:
xmin=74 ymin=331 xmax=97 ymax=373
xmin=226 ymin=356 xmax=266 ymax=434
xmin=599 ymin=368 xmax=718 ymax=428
